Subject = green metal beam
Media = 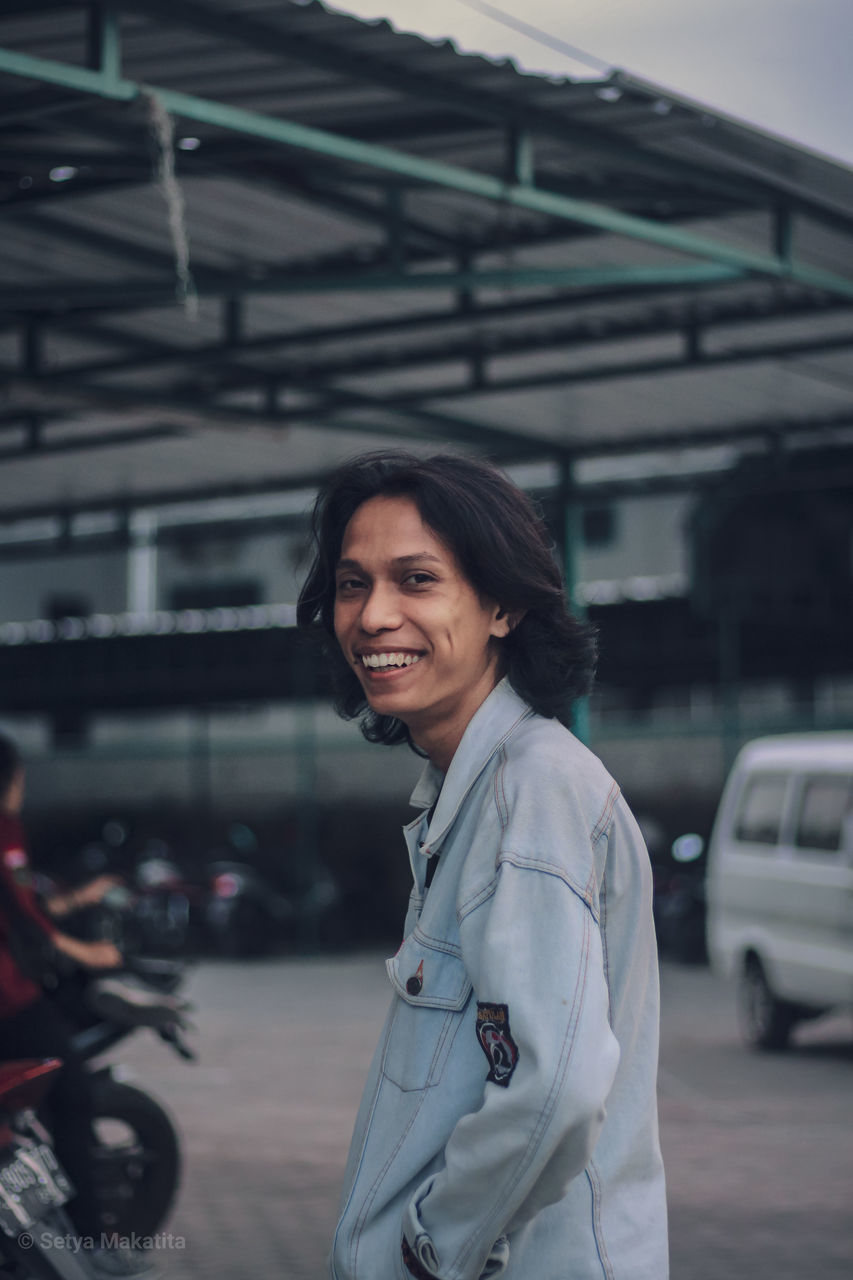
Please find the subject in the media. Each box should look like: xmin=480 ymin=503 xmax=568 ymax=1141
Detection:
xmin=2 ymin=44 xmax=853 ymax=302
xmin=0 ymin=263 xmax=744 ymax=313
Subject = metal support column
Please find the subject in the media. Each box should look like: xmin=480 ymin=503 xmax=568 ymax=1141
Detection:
xmin=386 ymin=186 xmax=405 ymax=272
xmin=86 ymin=3 xmax=122 ymax=86
xmin=127 ymin=509 xmax=159 ymax=613
xmin=559 ymin=454 xmax=589 ymax=743
xmin=718 ymin=604 xmax=741 ymax=771
xmin=293 ymin=644 xmax=320 ymax=950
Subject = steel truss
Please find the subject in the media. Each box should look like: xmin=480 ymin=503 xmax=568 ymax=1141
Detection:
xmin=1 ymin=0 xmax=852 ymax=502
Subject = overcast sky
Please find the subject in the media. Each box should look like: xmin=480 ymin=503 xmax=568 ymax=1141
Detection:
xmin=330 ymin=0 xmax=853 ymax=168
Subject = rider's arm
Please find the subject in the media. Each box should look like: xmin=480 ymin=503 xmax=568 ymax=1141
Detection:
xmin=0 ymin=844 xmax=59 ymax=941
xmin=46 ymin=874 xmax=123 ymax=918
xmin=44 ymin=887 xmax=83 ymax=917
xmin=1 ymin=844 xmax=121 ymax=971
xmin=52 ymin=932 xmax=122 ymax=970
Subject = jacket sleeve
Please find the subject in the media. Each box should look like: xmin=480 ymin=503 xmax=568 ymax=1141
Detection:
xmin=402 ymin=857 xmax=620 ymax=1280
xmin=0 ymin=844 xmax=59 ymax=942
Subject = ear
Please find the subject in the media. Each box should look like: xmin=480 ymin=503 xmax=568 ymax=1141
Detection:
xmin=489 ymin=605 xmax=525 ymax=639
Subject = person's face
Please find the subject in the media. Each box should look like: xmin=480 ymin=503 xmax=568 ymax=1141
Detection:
xmin=333 ymin=495 xmax=511 ymax=767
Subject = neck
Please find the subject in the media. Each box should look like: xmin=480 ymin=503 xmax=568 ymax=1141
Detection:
xmin=410 ymin=670 xmax=501 ymax=773
xmin=415 ymin=728 xmax=457 ymax=775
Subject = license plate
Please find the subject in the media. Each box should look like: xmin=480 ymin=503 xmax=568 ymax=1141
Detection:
xmin=0 ymin=1141 xmax=73 ymax=1237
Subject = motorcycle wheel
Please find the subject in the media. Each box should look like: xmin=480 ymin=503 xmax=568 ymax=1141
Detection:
xmin=90 ymin=1076 xmax=181 ymax=1238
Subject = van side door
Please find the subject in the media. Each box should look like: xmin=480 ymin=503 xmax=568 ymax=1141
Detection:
xmin=784 ymin=772 xmax=853 ymax=1006
xmin=707 ymin=769 xmax=791 ymax=983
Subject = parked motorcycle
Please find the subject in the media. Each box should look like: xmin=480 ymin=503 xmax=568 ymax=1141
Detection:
xmin=130 ymin=847 xmax=207 ymax=959
xmin=0 ymin=1057 xmax=94 ymax=1280
xmin=205 ymin=861 xmax=294 ymax=957
xmin=53 ymin=957 xmax=194 ymax=1239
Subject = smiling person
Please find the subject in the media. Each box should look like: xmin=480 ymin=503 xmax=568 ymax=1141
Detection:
xmin=297 ymin=452 xmax=668 ymax=1280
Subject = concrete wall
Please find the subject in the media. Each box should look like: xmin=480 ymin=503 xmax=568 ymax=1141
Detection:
xmin=0 ymin=491 xmax=691 ymax=625
xmin=580 ymin=492 xmax=690 ymax=584
xmin=7 ymin=703 xmax=424 ymax=816
xmin=0 ymin=549 xmax=128 ymax=623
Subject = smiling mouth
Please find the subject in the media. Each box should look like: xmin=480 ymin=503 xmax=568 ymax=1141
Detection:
xmin=359 ymin=652 xmax=423 ymax=670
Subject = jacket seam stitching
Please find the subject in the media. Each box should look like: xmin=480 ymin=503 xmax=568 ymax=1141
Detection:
xmin=599 ymin=875 xmax=612 ymax=1023
xmin=350 ymin=1098 xmax=424 ymax=1275
xmin=457 ymin=855 xmax=600 ymax=923
xmin=591 ymin=782 xmax=620 ymax=846
xmin=493 ymin=746 xmax=509 ymax=831
xmin=456 ymin=877 xmax=498 ymax=923
xmin=586 ymin=1159 xmax=615 ymax=1280
xmin=430 ymin=709 xmax=531 ymax=849
xmin=408 ymin=927 xmax=463 ymax=958
xmin=452 ymin=907 xmax=592 ymax=1274
xmin=497 ymin=852 xmax=599 ymax=919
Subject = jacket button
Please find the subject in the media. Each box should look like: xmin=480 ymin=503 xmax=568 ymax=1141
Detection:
xmin=406 ymin=975 xmax=422 ymax=996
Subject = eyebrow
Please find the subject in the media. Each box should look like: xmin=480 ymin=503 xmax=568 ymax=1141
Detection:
xmin=336 ymin=553 xmax=443 ymax=571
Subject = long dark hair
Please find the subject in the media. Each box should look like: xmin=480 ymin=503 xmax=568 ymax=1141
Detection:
xmin=297 ymin=451 xmax=597 ymax=747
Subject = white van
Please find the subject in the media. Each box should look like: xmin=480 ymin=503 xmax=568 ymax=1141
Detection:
xmin=705 ymin=733 xmax=853 ymax=1050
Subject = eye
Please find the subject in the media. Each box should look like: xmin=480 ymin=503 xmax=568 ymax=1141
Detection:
xmin=403 ymin=572 xmax=436 ymax=587
xmin=335 ymin=576 xmax=366 ymax=595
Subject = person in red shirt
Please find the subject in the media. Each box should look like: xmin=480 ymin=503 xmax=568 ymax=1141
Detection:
xmin=0 ymin=733 xmax=123 ymax=1245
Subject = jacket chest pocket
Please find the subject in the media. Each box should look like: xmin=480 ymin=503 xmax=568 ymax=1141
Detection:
xmin=383 ymin=935 xmax=472 ymax=1092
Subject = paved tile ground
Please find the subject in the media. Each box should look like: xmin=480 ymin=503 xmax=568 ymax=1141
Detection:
xmin=110 ymin=957 xmax=853 ymax=1279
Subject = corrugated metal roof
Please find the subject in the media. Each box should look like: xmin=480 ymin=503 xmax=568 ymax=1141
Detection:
xmin=0 ymin=0 xmax=852 ymax=521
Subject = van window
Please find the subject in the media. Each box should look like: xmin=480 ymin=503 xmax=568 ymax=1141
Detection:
xmin=734 ymin=773 xmax=789 ymax=845
xmin=794 ymin=775 xmax=853 ymax=853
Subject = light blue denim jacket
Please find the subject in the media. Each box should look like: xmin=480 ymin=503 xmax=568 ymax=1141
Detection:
xmin=331 ymin=679 xmax=668 ymax=1280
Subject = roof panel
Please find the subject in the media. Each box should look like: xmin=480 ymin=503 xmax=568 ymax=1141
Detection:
xmin=1 ymin=0 xmax=852 ymax=518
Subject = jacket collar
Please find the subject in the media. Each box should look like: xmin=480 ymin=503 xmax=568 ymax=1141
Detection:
xmin=408 ymin=677 xmax=534 ymax=854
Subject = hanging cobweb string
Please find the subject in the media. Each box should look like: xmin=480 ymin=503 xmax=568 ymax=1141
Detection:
xmin=145 ymin=91 xmax=199 ymax=321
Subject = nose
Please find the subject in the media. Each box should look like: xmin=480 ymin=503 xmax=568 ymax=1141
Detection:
xmin=358 ymin=581 xmax=402 ymax=634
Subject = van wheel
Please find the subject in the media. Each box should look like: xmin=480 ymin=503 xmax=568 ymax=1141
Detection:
xmin=738 ymin=956 xmax=795 ymax=1051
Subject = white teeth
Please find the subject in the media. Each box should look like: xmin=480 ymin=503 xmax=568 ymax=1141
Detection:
xmin=361 ymin=652 xmax=422 ymax=669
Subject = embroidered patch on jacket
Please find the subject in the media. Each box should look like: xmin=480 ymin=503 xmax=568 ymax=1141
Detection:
xmin=476 ymin=1002 xmax=519 ymax=1087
